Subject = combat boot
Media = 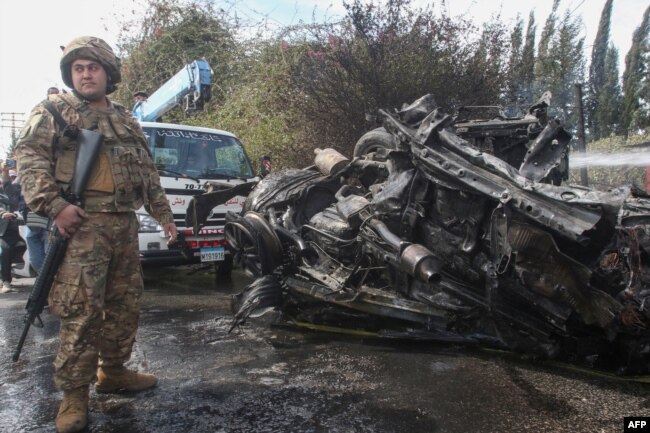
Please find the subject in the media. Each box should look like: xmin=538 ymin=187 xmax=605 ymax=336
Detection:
xmin=55 ymin=386 xmax=89 ymax=433
xmin=95 ymin=365 xmax=158 ymax=393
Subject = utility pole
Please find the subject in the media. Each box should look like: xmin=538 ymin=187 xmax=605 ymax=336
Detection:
xmin=0 ymin=112 xmax=25 ymax=157
xmin=574 ymin=83 xmax=588 ymax=187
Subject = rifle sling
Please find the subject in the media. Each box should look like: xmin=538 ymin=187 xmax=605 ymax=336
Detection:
xmin=42 ymin=99 xmax=78 ymax=139
xmin=42 ymin=99 xmax=68 ymax=130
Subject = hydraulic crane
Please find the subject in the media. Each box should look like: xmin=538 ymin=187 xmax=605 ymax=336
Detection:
xmin=132 ymin=59 xmax=212 ymax=122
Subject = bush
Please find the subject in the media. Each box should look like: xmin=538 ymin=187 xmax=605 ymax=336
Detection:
xmin=568 ymin=131 xmax=650 ymax=190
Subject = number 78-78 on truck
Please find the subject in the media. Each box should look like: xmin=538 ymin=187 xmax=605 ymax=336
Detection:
xmin=136 ymin=121 xmax=257 ymax=272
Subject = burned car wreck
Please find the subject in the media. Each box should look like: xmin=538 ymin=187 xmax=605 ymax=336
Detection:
xmin=189 ymin=95 xmax=650 ymax=375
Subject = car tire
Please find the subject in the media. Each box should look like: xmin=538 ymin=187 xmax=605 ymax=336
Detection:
xmin=353 ymin=127 xmax=397 ymax=157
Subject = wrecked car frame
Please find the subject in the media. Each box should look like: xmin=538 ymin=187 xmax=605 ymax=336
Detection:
xmin=188 ymin=95 xmax=650 ymax=375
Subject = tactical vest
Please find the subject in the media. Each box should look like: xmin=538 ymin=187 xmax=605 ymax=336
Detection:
xmin=52 ymin=94 xmax=152 ymax=213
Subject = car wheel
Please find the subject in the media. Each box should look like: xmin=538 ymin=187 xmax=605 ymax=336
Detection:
xmin=353 ymin=127 xmax=397 ymax=157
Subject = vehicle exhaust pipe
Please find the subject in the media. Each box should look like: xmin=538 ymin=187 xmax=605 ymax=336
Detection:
xmin=314 ymin=148 xmax=350 ymax=176
xmin=400 ymin=244 xmax=442 ymax=283
xmin=368 ymin=219 xmax=442 ymax=283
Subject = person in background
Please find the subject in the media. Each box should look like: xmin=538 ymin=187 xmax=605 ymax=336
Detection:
xmin=16 ymin=36 xmax=177 ymax=433
xmin=132 ymin=91 xmax=151 ymax=119
xmin=0 ymin=168 xmax=24 ymax=293
xmin=3 ymin=167 xmax=21 ymax=204
xmin=23 ymin=200 xmax=50 ymax=275
xmin=133 ymin=90 xmax=148 ymax=103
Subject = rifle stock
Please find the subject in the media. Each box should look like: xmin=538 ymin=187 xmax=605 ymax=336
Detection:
xmin=12 ymin=129 xmax=103 ymax=362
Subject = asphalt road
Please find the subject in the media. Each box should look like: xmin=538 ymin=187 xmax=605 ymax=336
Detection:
xmin=0 ymin=265 xmax=648 ymax=433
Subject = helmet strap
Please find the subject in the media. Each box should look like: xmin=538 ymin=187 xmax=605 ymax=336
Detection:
xmin=106 ymin=75 xmax=117 ymax=94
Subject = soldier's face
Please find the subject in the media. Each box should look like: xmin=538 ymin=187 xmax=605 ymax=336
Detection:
xmin=70 ymin=59 xmax=108 ymax=101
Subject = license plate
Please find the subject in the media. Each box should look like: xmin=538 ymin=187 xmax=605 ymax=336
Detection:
xmin=200 ymin=247 xmax=225 ymax=262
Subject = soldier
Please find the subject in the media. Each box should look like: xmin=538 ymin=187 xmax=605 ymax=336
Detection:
xmin=15 ymin=36 xmax=177 ymax=433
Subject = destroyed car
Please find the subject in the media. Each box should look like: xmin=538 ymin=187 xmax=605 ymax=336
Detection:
xmin=188 ymin=95 xmax=650 ymax=375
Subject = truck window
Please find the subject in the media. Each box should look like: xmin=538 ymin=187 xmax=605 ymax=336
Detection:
xmin=143 ymin=127 xmax=255 ymax=179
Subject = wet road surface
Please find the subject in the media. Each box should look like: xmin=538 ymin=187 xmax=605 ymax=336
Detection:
xmin=1 ymin=265 xmax=649 ymax=433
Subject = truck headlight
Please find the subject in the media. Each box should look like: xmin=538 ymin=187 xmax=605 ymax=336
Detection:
xmin=137 ymin=213 xmax=162 ymax=233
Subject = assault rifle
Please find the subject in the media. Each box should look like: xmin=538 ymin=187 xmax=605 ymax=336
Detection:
xmin=12 ymin=128 xmax=103 ymax=362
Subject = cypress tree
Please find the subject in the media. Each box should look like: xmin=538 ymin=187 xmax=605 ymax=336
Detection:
xmin=534 ymin=0 xmax=560 ymax=98
xmin=621 ymin=5 xmax=650 ymax=134
xmin=521 ymin=11 xmax=541 ymax=105
xmin=588 ymin=0 xmax=613 ymax=140
xmin=638 ymin=47 xmax=650 ymax=130
xmin=551 ymin=11 xmax=586 ymax=125
xmin=520 ymin=11 xmax=536 ymax=105
xmin=505 ymin=15 xmax=524 ymax=114
xmin=595 ymin=45 xmax=622 ymax=137
xmin=534 ymin=3 xmax=586 ymax=127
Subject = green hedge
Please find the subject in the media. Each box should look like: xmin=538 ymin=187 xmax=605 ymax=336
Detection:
xmin=568 ymin=131 xmax=650 ymax=190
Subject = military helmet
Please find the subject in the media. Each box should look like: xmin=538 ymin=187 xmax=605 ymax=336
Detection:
xmin=60 ymin=36 xmax=121 ymax=94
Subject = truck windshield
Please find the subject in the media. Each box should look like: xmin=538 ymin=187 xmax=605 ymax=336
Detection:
xmin=143 ymin=127 xmax=255 ymax=179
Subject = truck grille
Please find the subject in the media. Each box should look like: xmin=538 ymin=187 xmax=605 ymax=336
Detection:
xmin=173 ymin=212 xmax=226 ymax=229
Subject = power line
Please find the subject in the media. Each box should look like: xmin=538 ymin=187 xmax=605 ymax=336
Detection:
xmin=0 ymin=112 xmax=26 ymax=156
xmin=568 ymin=0 xmax=588 ymax=18
xmin=1 ymin=112 xmax=25 ymax=131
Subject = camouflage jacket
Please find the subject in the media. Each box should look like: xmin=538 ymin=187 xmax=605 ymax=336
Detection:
xmin=15 ymin=93 xmax=173 ymax=225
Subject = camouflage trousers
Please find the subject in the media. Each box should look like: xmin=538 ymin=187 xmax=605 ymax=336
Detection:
xmin=48 ymin=212 xmax=143 ymax=391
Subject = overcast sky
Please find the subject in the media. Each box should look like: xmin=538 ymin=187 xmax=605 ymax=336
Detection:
xmin=1 ymin=0 xmax=648 ymax=154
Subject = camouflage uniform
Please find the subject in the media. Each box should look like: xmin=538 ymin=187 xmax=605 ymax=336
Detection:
xmin=15 ymin=92 xmax=173 ymax=390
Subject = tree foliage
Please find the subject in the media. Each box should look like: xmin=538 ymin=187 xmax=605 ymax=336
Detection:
xmin=621 ymin=5 xmax=650 ymax=134
xmin=109 ymin=0 xmax=650 ymax=175
xmin=280 ymin=0 xmax=510 ymax=155
xmin=595 ymin=45 xmax=622 ymax=137
xmin=193 ymin=39 xmax=310 ymax=170
xmin=504 ymin=15 xmax=523 ymax=112
xmin=534 ymin=4 xmax=585 ymax=128
xmin=519 ymin=12 xmax=537 ymax=107
xmin=113 ymin=0 xmax=241 ymax=121
xmin=534 ymin=0 xmax=559 ymax=98
xmin=504 ymin=12 xmax=536 ymax=115
xmin=588 ymin=0 xmax=613 ymax=140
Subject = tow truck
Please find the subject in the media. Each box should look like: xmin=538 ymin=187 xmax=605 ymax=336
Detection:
xmin=132 ymin=60 xmax=256 ymax=273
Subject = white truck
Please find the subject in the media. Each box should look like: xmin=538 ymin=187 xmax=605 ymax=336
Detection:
xmin=137 ymin=121 xmax=254 ymax=270
xmin=132 ymin=60 xmax=256 ymax=272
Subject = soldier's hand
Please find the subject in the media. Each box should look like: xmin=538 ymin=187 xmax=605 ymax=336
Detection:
xmin=1 ymin=212 xmax=16 ymax=220
xmin=164 ymin=222 xmax=178 ymax=245
xmin=54 ymin=204 xmax=87 ymax=238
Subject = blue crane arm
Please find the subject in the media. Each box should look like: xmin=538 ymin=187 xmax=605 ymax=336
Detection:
xmin=132 ymin=59 xmax=213 ymax=122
